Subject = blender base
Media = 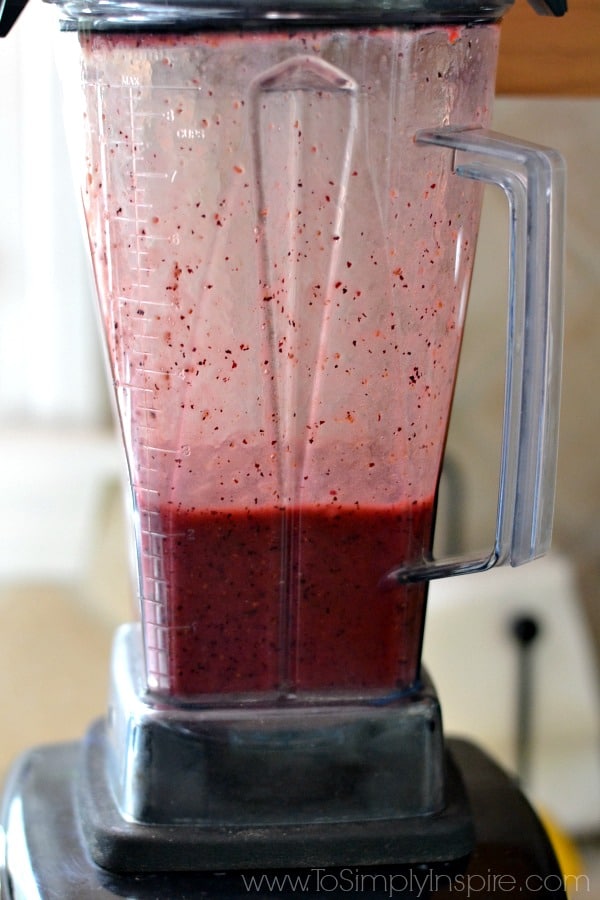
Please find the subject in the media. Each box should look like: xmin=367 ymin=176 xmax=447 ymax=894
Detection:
xmin=0 ymin=738 xmax=567 ymax=898
xmin=77 ymin=718 xmax=473 ymax=871
xmin=79 ymin=623 xmax=472 ymax=871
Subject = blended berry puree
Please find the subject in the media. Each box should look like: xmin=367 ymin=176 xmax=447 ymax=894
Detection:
xmin=145 ymin=499 xmax=433 ymax=697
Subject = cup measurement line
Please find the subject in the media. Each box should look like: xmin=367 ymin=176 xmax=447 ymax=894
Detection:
xmin=131 ymin=368 xmax=172 ymax=377
xmin=107 ymin=140 xmax=140 ymax=149
xmin=128 ymin=89 xmax=153 ymax=276
xmin=118 ymin=297 xmax=172 ymax=308
xmin=121 ymin=384 xmax=155 ymax=394
xmin=134 ymin=109 xmax=174 ymax=119
xmin=141 ymin=445 xmax=184 ymax=454
xmin=135 ymin=172 xmax=170 ymax=180
xmin=114 ymin=216 xmax=149 ymax=225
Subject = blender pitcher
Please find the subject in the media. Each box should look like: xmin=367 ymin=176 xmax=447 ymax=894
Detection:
xmin=80 ymin=26 xmax=502 ymax=701
xmin=1 ymin=0 xmax=566 ymax=881
xmin=73 ymin=20 xmax=563 ymax=704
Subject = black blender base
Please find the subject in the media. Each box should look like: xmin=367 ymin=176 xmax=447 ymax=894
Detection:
xmin=0 ymin=739 xmax=567 ymax=899
xmin=78 ymin=719 xmax=473 ymax=871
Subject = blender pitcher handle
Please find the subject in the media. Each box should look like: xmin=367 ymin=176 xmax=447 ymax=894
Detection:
xmin=383 ymin=127 xmax=565 ymax=586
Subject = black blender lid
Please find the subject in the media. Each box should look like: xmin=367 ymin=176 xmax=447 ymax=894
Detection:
xmin=0 ymin=0 xmax=29 ymax=33
xmin=526 ymin=0 xmax=566 ymax=12
xmin=1 ymin=0 xmax=566 ymax=37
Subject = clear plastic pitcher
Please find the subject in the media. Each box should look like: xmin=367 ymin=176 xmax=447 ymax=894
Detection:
xmin=62 ymin=14 xmax=563 ymax=703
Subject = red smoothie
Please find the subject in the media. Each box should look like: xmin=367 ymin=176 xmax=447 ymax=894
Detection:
xmin=143 ymin=499 xmax=433 ymax=697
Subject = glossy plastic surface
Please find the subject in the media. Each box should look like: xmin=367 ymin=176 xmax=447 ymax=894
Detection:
xmin=71 ymin=24 xmax=501 ymax=700
xmin=382 ymin=127 xmax=565 ymax=584
xmin=47 ymin=0 xmax=513 ymax=31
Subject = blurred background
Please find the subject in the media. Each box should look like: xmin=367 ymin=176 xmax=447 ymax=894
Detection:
xmin=0 ymin=0 xmax=599 ymax=892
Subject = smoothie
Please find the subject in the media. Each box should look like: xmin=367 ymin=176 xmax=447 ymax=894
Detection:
xmin=144 ymin=499 xmax=433 ymax=696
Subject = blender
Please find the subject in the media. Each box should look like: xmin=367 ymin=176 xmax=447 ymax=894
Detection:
xmin=0 ymin=0 xmax=568 ymax=895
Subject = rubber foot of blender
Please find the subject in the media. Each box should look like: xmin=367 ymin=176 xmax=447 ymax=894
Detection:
xmin=0 ymin=739 xmax=567 ymax=898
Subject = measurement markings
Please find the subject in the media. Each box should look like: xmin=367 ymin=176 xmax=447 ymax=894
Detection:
xmin=119 ymin=299 xmax=172 ymax=310
xmin=135 ymin=486 xmax=160 ymax=496
xmin=119 ymin=383 xmax=154 ymax=393
xmin=140 ymin=444 xmax=179 ymax=454
xmin=107 ymin=140 xmax=141 ymax=149
xmin=136 ymin=172 xmax=170 ymax=180
xmin=143 ymin=234 xmax=172 ymax=243
xmin=134 ymin=109 xmax=170 ymax=118
xmin=129 ymin=368 xmax=170 ymax=377
xmin=114 ymin=216 xmax=148 ymax=225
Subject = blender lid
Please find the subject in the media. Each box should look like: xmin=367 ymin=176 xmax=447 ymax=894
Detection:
xmin=526 ymin=0 xmax=567 ymax=12
xmin=0 ymin=0 xmax=30 ymax=33
xmin=0 ymin=0 xmax=566 ymax=33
